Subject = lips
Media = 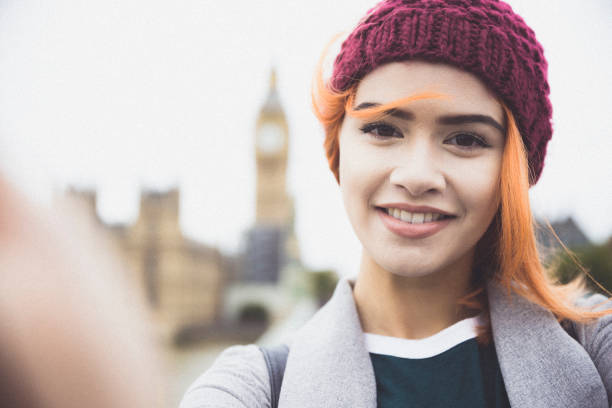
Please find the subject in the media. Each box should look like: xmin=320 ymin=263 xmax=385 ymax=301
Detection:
xmin=376 ymin=207 xmax=454 ymax=239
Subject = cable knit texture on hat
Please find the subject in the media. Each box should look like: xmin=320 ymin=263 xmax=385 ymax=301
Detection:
xmin=331 ymin=0 xmax=552 ymax=184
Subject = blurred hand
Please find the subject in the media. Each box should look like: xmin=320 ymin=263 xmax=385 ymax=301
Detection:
xmin=0 ymin=176 xmax=164 ymax=408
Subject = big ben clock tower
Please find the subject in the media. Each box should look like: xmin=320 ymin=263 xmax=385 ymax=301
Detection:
xmin=242 ymin=68 xmax=299 ymax=283
xmin=255 ymin=69 xmax=293 ymax=226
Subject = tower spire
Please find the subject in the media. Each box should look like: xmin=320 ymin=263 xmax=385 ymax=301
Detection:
xmin=261 ymin=67 xmax=283 ymax=115
xmin=269 ymin=68 xmax=277 ymax=90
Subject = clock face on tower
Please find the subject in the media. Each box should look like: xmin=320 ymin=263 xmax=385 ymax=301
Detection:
xmin=257 ymin=123 xmax=284 ymax=153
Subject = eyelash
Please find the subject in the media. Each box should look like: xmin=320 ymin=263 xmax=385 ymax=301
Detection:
xmin=358 ymin=122 xmax=491 ymax=149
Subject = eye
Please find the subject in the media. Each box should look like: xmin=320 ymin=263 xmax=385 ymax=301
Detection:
xmin=359 ymin=122 xmax=402 ymax=139
xmin=444 ymin=132 xmax=490 ymax=149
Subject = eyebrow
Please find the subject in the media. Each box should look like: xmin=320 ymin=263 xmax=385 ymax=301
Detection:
xmin=354 ymin=102 xmax=505 ymax=133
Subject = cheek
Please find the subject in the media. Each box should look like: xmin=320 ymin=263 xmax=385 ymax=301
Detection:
xmin=338 ymin=133 xmax=381 ymax=215
xmin=453 ymin=154 xmax=502 ymax=220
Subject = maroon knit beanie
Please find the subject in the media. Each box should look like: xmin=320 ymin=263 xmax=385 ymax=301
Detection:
xmin=331 ymin=0 xmax=551 ymax=185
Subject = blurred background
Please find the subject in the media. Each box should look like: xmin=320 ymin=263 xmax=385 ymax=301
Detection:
xmin=0 ymin=0 xmax=610 ymax=406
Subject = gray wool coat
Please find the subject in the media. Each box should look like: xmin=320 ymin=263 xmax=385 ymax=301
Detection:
xmin=180 ymin=278 xmax=612 ymax=408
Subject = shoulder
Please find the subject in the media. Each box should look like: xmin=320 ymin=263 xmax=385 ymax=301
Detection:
xmin=179 ymin=344 xmax=271 ymax=408
xmin=572 ymin=292 xmax=612 ymax=347
xmin=570 ymin=293 xmax=612 ymax=400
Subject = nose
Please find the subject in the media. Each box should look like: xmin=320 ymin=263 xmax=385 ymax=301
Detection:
xmin=388 ymin=141 xmax=446 ymax=197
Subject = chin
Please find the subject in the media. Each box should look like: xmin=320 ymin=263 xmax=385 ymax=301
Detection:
xmin=390 ymin=268 xmax=438 ymax=279
xmin=377 ymin=255 xmax=444 ymax=279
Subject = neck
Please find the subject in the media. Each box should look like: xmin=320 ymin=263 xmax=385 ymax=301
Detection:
xmin=353 ymin=250 xmax=475 ymax=339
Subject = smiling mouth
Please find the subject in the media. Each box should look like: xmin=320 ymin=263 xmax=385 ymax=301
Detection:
xmin=375 ymin=207 xmax=456 ymax=224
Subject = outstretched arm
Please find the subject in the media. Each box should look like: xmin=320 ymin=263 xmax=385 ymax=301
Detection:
xmin=180 ymin=344 xmax=271 ymax=408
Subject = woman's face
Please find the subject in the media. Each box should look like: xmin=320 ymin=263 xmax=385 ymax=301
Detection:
xmin=338 ymin=61 xmax=505 ymax=279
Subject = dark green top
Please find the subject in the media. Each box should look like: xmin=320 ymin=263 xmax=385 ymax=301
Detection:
xmin=370 ymin=338 xmax=510 ymax=407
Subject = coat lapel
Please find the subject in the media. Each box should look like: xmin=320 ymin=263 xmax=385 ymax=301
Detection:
xmin=487 ymin=280 xmax=608 ymax=408
xmin=279 ymin=277 xmax=608 ymax=408
xmin=278 ymin=278 xmax=377 ymax=408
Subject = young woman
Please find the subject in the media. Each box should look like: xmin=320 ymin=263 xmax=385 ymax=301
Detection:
xmin=181 ymin=1 xmax=612 ymax=407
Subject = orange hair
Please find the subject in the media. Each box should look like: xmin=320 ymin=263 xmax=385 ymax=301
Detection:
xmin=311 ymin=46 xmax=612 ymax=341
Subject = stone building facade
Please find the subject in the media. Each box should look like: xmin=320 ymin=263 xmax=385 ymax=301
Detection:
xmin=66 ymin=188 xmax=229 ymax=341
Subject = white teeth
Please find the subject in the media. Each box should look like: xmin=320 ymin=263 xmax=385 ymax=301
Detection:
xmin=412 ymin=213 xmax=425 ymax=224
xmin=385 ymin=208 xmax=447 ymax=224
xmin=400 ymin=210 xmax=412 ymax=222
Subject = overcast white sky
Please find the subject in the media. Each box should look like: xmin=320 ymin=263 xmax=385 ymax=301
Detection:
xmin=1 ymin=0 xmax=611 ymax=277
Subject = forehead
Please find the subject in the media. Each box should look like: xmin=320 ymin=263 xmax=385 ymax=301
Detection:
xmin=354 ymin=61 xmax=504 ymax=122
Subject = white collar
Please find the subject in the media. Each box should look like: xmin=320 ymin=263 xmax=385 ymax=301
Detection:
xmin=364 ymin=315 xmax=481 ymax=359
